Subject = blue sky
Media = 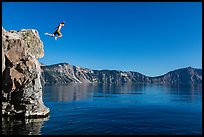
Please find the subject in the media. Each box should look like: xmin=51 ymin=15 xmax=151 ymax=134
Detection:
xmin=2 ymin=2 xmax=202 ymax=76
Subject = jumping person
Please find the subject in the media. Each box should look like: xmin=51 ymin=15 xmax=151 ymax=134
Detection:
xmin=45 ymin=22 xmax=65 ymax=40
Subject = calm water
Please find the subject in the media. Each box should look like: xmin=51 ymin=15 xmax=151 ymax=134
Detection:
xmin=2 ymin=83 xmax=202 ymax=135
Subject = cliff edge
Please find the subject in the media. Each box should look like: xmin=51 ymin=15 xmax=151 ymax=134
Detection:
xmin=2 ymin=27 xmax=50 ymax=118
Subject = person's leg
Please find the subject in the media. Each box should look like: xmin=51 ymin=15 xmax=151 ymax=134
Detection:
xmin=55 ymin=31 xmax=62 ymax=40
xmin=58 ymin=34 xmax=62 ymax=38
xmin=45 ymin=33 xmax=55 ymax=37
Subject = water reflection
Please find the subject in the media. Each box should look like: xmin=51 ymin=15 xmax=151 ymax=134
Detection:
xmin=2 ymin=116 xmax=49 ymax=135
xmin=41 ymin=83 xmax=202 ymax=135
xmin=2 ymin=83 xmax=202 ymax=135
xmin=43 ymin=83 xmax=97 ymax=102
xmin=43 ymin=83 xmax=147 ymax=102
xmin=43 ymin=83 xmax=202 ymax=103
xmin=158 ymin=84 xmax=202 ymax=102
xmin=97 ymin=83 xmax=146 ymax=94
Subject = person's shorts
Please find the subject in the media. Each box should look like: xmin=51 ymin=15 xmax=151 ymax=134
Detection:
xmin=53 ymin=30 xmax=62 ymax=36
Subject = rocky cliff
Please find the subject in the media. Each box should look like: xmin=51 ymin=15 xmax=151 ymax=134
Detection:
xmin=41 ymin=63 xmax=202 ymax=85
xmin=2 ymin=27 xmax=50 ymax=118
xmin=149 ymin=67 xmax=202 ymax=84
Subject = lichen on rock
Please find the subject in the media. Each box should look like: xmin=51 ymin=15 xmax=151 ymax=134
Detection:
xmin=2 ymin=27 xmax=49 ymax=118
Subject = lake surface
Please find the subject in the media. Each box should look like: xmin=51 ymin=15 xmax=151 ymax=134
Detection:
xmin=2 ymin=83 xmax=202 ymax=135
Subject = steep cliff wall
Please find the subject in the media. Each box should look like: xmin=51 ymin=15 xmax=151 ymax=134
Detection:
xmin=2 ymin=27 xmax=49 ymax=118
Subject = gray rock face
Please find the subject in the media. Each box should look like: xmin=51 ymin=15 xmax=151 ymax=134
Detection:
xmin=150 ymin=67 xmax=202 ymax=84
xmin=2 ymin=27 xmax=49 ymax=118
xmin=41 ymin=63 xmax=94 ymax=84
xmin=41 ymin=63 xmax=202 ymax=85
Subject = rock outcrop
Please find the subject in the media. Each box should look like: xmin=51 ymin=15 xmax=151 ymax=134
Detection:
xmin=41 ymin=63 xmax=202 ymax=85
xmin=2 ymin=27 xmax=50 ymax=118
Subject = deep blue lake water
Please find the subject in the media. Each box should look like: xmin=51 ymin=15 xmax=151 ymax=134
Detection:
xmin=2 ymin=83 xmax=202 ymax=135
